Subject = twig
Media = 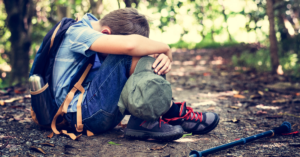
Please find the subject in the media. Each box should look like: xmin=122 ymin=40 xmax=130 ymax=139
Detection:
xmin=0 ymin=140 xmax=9 ymax=150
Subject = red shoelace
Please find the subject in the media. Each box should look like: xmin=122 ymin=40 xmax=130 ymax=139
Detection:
xmin=164 ymin=106 xmax=203 ymax=123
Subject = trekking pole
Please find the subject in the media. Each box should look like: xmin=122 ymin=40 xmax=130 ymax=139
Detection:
xmin=189 ymin=121 xmax=292 ymax=157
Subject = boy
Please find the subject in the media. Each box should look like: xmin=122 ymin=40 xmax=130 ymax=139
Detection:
xmin=52 ymin=8 xmax=219 ymax=140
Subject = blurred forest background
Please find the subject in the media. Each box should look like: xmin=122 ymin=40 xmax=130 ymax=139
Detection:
xmin=0 ymin=0 xmax=300 ymax=87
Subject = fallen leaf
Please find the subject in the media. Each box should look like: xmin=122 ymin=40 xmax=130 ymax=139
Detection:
xmin=47 ymin=132 xmax=54 ymax=138
xmin=174 ymin=138 xmax=205 ymax=143
xmin=150 ymin=144 xmax=168 ymax=150
xmin=29 ymin=146 xmax=46 ymax=154
xmin=233 ymin=94 xmax=246 ymax=99
xmin=206 ymin=106 xmax=215 ymax=111
xmin=227 ymin=118 xmax=240 ymax=123
xmin=9 ymin=105 xmax=25 ymax=109
xmin=258 ymin=91 xmax=264 ymax=96
xmin=0 ymin=89 xmax=8 ymax=95
xmin=24 ymin=95 xmax=31 ymax=99
xmin=250 ymin=95 xmax=261 ymax=99
xmin=19 ymin=118 xmax=32 ymax=123
xmin=27 ymin=154 xmax=36 ymax=157
xmin=13 ymin=113 xmax=24 ymax=121
xmin=0 ymin=97 xmax=23 ymax=105
xmin=191 ymin=101 xmax=216 ymax=106
xmin=256 ymin=110 xmax=268 ymax=115
xmin=40 ymin=143 xmax=54 ymax=147
xmin=108 ymin=141 xmax=122 ymax=145
xmin=272 ymin=99 xmax=288 ymax=104
xmin=14 ymin=87 xmax=26 ymax=94
xmin=229 ymin=106 xmax=239 ymax=110
xmin=182 ymin=133 xmax=192 ymax=138
xmin=203 ymin=72 xmax=211 ymax=76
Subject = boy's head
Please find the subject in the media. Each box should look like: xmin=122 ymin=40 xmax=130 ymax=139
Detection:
xmin=100 ymin=8 xmax=149 ymax=37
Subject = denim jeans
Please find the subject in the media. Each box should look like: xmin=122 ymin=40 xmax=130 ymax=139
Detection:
xmin=65 ymin=54 xmax=132 ymax=134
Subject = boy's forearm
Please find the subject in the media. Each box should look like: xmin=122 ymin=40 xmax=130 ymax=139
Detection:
xmin=90 ymin=34 xmax=170 ymax=57
xmin=127 ymin=35 xmax=170 ymax=57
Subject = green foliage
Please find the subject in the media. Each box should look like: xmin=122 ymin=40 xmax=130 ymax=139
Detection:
xmin=232 ymin=49 xmax=300 ymax=77
xmin=169 ymin=40 xmax=239 ymax=49
xmin=232 ymin=49 xmax=272 ymax=72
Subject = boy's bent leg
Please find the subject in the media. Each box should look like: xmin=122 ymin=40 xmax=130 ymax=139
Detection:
xmin=66 ymin=54 xmax=132 ymax=134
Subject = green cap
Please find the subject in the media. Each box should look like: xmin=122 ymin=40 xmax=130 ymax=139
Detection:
xmin=118 ymin=56 xmax=172 ymax=122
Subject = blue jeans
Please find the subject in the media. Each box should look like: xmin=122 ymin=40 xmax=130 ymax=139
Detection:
xmin=65 ymin=54 xmax=132 ymax=134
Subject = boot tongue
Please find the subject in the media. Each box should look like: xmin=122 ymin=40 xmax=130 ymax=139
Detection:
xmin=179 ymin=102 xmax=198 ymax=119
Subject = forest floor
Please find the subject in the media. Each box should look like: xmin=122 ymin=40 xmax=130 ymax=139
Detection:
xmin=0 ymin=46 xmax=300 ymax=157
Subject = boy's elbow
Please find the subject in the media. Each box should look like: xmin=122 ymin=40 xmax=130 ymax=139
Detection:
xmin=124 ymin=35 xmax=139 ymax=55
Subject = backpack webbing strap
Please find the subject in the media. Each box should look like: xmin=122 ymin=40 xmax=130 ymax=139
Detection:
xmin=51 ymin=63 xmax=93 ymax=140
xmin=48 ymin=22 xmax=62 ymax=55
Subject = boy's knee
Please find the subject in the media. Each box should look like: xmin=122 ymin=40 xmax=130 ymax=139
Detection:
xmin=130 ymin=56 xmax=141 ymax=75
xmin=119 ymin=56 xmax=172 ymax=121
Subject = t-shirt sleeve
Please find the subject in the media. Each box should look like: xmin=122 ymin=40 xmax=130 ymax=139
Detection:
xmin=67 ymin=23 xmax=105 ymax=57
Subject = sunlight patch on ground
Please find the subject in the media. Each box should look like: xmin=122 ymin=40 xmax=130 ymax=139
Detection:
xmin=256 ymin=104 xmax=280 ymax=110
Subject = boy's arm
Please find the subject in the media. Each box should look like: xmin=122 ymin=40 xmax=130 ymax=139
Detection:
xmin=89 ymin=34 xmax=171 ymax=60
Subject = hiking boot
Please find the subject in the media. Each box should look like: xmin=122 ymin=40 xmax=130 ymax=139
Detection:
xmin=125 ymin=115 xmax=184 ymax=141
xmin=163 ymin=102 xmax=219 ymax=134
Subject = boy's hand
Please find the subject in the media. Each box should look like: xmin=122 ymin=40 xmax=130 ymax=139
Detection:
xmin=152 ymin=54 xmax=172 ymax=75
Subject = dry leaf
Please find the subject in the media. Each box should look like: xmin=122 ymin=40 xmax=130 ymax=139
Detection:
xmin=175 ymin=138 xmax=205 ymax=143
xmin=233 ymin=94 xmax=246 ymax=99
xmin=47 ymin=132 xmax=54 ymax=138
xmin=229 ymin=106 xmax=239 ymax=110
xmin=40 ymin=143 xmax=54 ymax=147
xmin=150 ymin=144 xmax=168 ymax=150
xmin=9 ymin=105 xmax=25 ymax=109
xmin=227 ymin=118 xmax=240 ymax=123
xmin=256 ymin=111 xmax=268 ymax=115
xmin=14 ymin=87 xmax=26 ymax=94
xmin=24 ymin=95 xmax=31 ymax=99
xmin=0 ymin=97 xmax=23 ymax=105
xmin=29 ymin=146 xmax=46 ymax=154
xmin=272 ymin=99 xmax=287 ymax=104
xmin=27 ymin=154 xmax=36 ymax=157
xmin=250 ymin=95 xmax=261 ymax=99
xmin=207 ymin=106 xmax=215 ymax=111
xmin=258 ymin=91 xmax=264 ymax=96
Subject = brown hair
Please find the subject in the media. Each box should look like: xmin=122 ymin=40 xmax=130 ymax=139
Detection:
xmin=100 ymin=8 xmax=149 ymax=38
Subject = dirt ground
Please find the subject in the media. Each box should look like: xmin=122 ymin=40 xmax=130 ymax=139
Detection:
xmin=0 ymin=47 xmax=300 ymax=157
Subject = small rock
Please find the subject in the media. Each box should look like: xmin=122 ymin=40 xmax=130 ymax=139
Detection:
xmin=25 ymin=141 xmax=31 ymax=146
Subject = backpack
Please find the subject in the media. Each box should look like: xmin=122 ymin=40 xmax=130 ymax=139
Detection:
xmin=29 ymin=17 xmax=95 ymax=140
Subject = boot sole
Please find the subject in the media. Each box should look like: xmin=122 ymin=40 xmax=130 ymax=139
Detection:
xmin=125 ymin=126 xmax=184 ymax=141
xmin=192 ymin=115 xmax=220 ymax=134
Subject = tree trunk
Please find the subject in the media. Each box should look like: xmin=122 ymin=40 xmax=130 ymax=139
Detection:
xmin=89 ymin=0 xmax=103 ymax=19
xmin=266 ymin=0 xmax=280 ymax=74
xmin=124 ymin=0 xmax=139 ymax=8
xmin=3 ymin=0 xmax=35 ymax=85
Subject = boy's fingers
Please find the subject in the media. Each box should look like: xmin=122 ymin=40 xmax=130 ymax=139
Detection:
xmin=152 ymin=54 xmax=163 ymax=68
xmin=158 ymin=60 xmax=170 ymax=75
xmin=164 ymin=64 xmax=172 ymax=74
xmin=155 ymin=57 xmax=167 ymax=74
